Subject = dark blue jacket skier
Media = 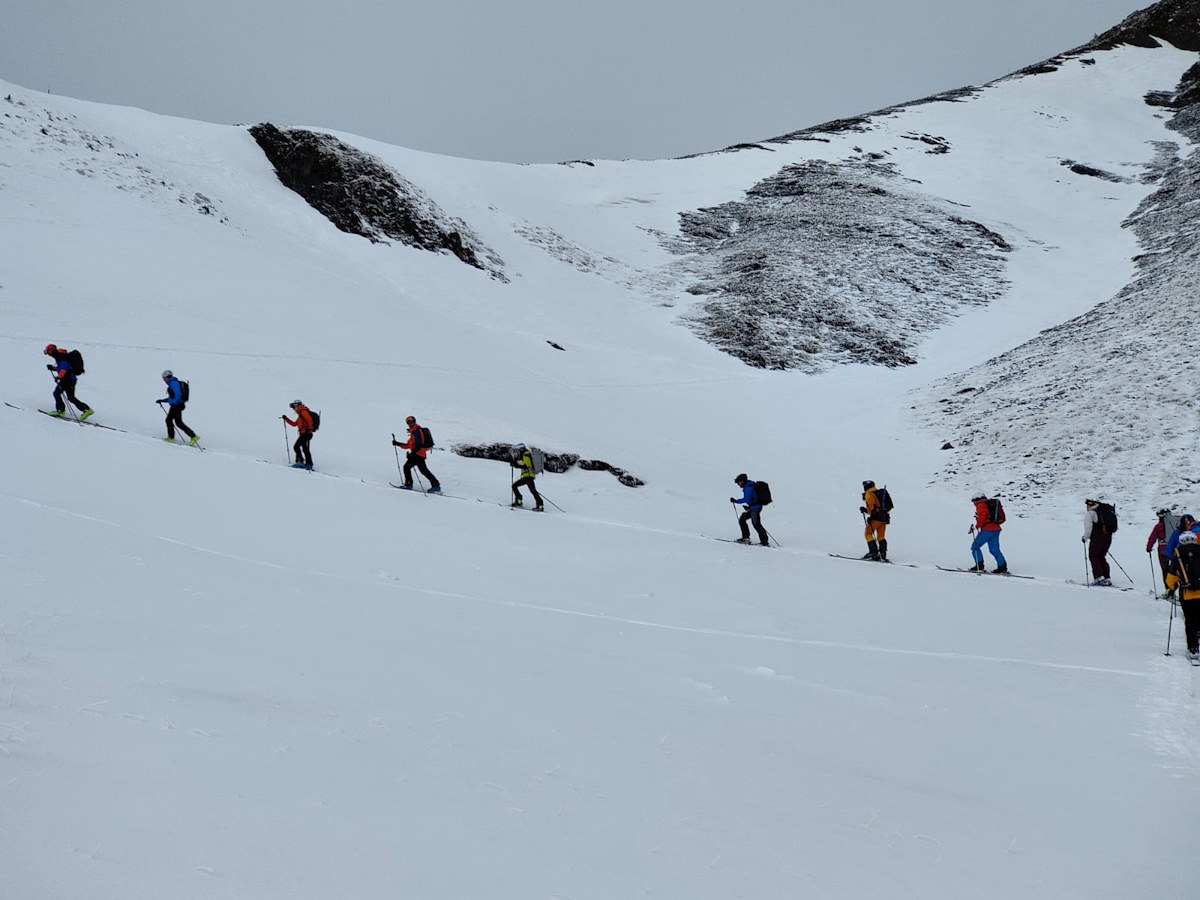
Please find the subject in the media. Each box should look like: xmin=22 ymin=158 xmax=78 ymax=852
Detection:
xmin=157 ymin=369 xmax=198 ymax=445
xmin=730 ymin=473 xmax=769 ymax=546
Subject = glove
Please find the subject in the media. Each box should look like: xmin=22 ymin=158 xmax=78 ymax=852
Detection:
xmin=859 ymin=506 xmax=868 ymax=514
xmin=729 ymin=497 xmax=737 ymax=504
xmin=46 ymin=364 xmax=54 ymax=371
xmin=392 ymin=440 xmax=400 ymax=447
xmin=1081 ymin=536 xmax=1087 ymax=543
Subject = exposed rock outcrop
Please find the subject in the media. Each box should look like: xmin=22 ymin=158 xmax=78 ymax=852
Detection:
xmin=453 ymin=443 xmax=645 ymax=488
xmin=249 ymin=124 xmax=505 ymax=279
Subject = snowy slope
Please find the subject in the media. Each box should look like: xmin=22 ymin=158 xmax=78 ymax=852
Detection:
xmin=1 ymin=28 xmax=1199 ymax=900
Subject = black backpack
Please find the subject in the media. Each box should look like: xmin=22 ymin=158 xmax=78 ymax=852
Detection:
xmin=310 ymin=409 xmax=321 ymax=432
xmin=878 ymin=486 xmax=894 ymax=512
xmin=1178 ymin=541 xmax=1200 ymax=587
xmin=755 ymin=480 xmax=773 ymax=506
xmin=1096 ymin=502 xmax=1118 ymax=533
xmin=66 ymin=349 xmax=85 ymax=375
xmin=987 ymin=498 xmax=1006 ymax=525
xmin=414 ymin=426 xmax=433 ymax=449
xmin=180 ymin=380 xmax=190 ymax=403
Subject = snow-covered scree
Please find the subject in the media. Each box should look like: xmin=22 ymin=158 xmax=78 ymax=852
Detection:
xmin=2 ymin=29 xmax=1200 ymax=900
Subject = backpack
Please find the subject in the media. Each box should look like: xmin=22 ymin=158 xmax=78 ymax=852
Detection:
xmin=1164 ymin=511 xmax=1181 ymax=537
xmin=878 ymin=486 xmax=894 ymax=512
xmin=529 ymin=447 xmax=545 ymax=475
xmin=413 ymin=425 xmax=432 ymax=449
xmin=1178 ymin=541 xmax=1200 ymax=587
xmin=309 ymin=409 xmax=321 ymax=432
xmin=66 ymin=349 xmax=85 ymax=375
xmin=755 ymin=480 xmax=773 ymax=506
xmin=1095 ymin=502 xmax=1118 ymax=533
xmin=180 ymin=380 xmax=190 ymax=403
xmin=986 ymin=498 xmax=1006 ymax=525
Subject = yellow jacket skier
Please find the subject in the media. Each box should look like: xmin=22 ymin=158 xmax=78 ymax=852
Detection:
xmin=860 ymin=480 xmax=890 ymax=561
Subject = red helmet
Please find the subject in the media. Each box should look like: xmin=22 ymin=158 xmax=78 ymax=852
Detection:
xmin=44 ymin=343 xmax=57 ymax=355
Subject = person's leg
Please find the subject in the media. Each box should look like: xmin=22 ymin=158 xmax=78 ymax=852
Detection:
xmin=1159 ymin=552 xmax=1172 ymax=589
xmin=1181 ymin=598 xmax=1199 ymax=654
xmin=300 ymin=433 xmax=313 ymax=467
xmin=970 ymin=531 xmax=987 ymax=569
xmin=751 ymin=508 xmax=768 ymax=546
xmin=875 ymin=522 xmax=888 ymax=560
xmin=417 ymin=456 xmax=439 ymax=488
xmin=738 ymin=510 xmax=752 ymax=540
xmin=165 ymin=406 xmax=179 ymax=439
xmin=863 ymin=521 xmax=878 ymax=558
xmin=403 ymin=453 xmax=416 ymax=486
xmin=172 ymin=405 xmax=195 ymax=440
xmin=527 ymin=477 xmax=543 ymax=508
xmin=52 ymin=381 xmax=67 ymax=413
xmin=293 ymin=435 xmax=305 ymax=464
xmin=1094 ymin=533 xmax=1112 ymax=579
xmin=986 ymin=532 xmax=1007 ymax=569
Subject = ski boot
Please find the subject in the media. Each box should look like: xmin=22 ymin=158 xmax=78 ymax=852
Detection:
xmin=80 ymin=408 xmax=94 ymax=421
xmin=47 ymin=409 xmax=66 ymax=418
xmin=735 ymin=537 xmax=751 ymax=544
xmin=189 ymin=435 xmax=201 ymax=447
xmin=512 ymin=497 xmax=523 ymax=507
xmin=861 ymin=540 xmax=880 ymax=561
xmin=878 ymin=539 xmax=888 ymax=562
xmin=993 ymin=564 xmax=1009 ymax=575
xmin=534 ymin=505 xmax=544 ymax=512
xmin=428 ymin=486 xmax=442 ymax=493
xmin=162 ymin=437 xmax=176 ymax=443
xmin=968 ymin=562 xmax=986 ymax=572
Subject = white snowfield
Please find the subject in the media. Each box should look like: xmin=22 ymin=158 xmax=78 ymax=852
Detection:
xmin=1 ymin=40 xmax=1198 ymax=900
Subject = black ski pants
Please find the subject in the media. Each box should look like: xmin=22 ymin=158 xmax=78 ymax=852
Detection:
xmin=165 ymin=403 xmax=195 ymax=440
xmin=1182 ymin=597 xmax=1200 ymax=654
xmin=403 ymin=452 xmax=439 ymax=488
xmin=53 ymin=377 xmax=89 ymax=413
xmin=739 ymin=506 xmax=769 ymax=546
xmin=294 ymin=431 xmax=313 ymax=467
xmin=513 ymin=475 xmax=542 ymax=506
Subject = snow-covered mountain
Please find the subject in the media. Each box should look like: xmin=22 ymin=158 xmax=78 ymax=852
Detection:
xmin=3 ymin=3 xmax=1200 ymax=898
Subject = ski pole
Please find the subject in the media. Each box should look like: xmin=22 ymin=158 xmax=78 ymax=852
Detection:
xmin=1149 ymin=552 xmax=1158 ymax=598
xmin=1165 ymin=596 xmax=1176 ymax=656
xmin=1083 ymin=541 xmax=1090 ymax=587
xmin=539 ymin=491 xmax=565 ymax=513
xmin=392 ymin=434 xmax=403 ymax=479
xmin=763 ymin=526 xmax=780 ymax=548
xmin=414 ymin=470 xmax=427 ymax=495
xmin=1108 ymin=551 xmax=1134 ymax=586
xmin=282 ymin=418 xmax=290 ymax=464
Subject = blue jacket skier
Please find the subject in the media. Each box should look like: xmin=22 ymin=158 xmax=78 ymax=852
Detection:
xmin=730 ymin=473 xmax=769 ymax=546
xmin=157 ymin=370 xmax=198 ymax=446
xmin=43 ymin=343 xmax=93 ymax=420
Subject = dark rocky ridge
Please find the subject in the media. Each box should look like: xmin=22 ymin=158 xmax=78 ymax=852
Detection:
xmin=249 ymin=124 xmax=505 ymax=279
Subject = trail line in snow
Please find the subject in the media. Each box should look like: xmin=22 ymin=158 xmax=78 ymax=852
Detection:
xmin=2 ymin=491 xmax=1150 ymax=679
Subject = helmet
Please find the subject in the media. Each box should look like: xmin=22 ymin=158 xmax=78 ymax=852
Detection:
xmin=862 ymin=480 xmax=875 ymax=490
xmin=514 ymin=443 xmax=526 ymax=451
xmin=289 ymin=399 xmax=302 ymax=409
xmin=405 ymin=415 xmax=416 ymax=425
xmin=1183 ymin=513 xmax=1196 ymax=525
xmin=734 ymin=473 xmax=748 ymax=485
xmin=1180 ymin=531 xmax=1198 ymax=546
xmin=161 ymin=370 xmax=173 ymax=379
xmin=971 ymin=492 xmax=986 ymax=502
xmin=44 ymin=343 xmax=57 ymax=355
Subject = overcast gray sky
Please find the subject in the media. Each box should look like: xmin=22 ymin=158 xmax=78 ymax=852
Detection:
xmin=1 ymin=0 xmax=1146 ymax=163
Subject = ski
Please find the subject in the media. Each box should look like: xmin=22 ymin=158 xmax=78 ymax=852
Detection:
xmin=828 ymin=553 xmax=918 ymax=568
xmin=1064 ymin=579 xmax=1134 ymax=592
xmin=935 ymin=565 xmax=1034 ymax=580
xmin=388 ymin=483 xmax=465 ymax=500
xmin=37 ymin=409 xmax=122 ymax=432
xmin=708 ymin=536 xmax=770 ymax=547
